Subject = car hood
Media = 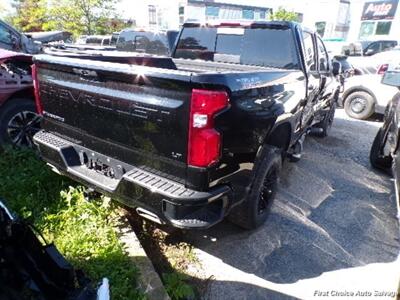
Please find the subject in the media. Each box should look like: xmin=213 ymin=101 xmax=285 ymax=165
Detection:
xmin=0 ymin=49 xmax=33 ymax=64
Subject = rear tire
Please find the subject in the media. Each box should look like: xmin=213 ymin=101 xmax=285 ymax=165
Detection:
xmin=0 ymin=98 xmax=40 ymax=148
xmin=344 ymin=91 xmax=375 ymax=120
xmin=370 ymin=127 xmax=392 ymax=171
xmin=228 ymin=145 xmax=282 ymax=230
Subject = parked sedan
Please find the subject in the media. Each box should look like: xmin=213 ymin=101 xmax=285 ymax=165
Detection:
xmin=370 ymin=63 xmax=400 ymax=209
xmin=340 ymin=74 xmax=398 ymax=119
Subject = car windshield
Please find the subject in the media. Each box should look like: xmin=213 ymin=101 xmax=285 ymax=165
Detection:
xmin=359 ymin=41 xmax=371 ymax=50
xmin=174 ymin=26 xmax=300 ymax=69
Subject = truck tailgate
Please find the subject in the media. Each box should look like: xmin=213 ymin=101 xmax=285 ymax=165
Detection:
xmin=33 ymin=55 xmax=192 ymax=182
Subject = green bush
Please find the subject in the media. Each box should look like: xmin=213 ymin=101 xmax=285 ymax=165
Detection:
xmin=0 ymin=147 xmax=144 ymax=300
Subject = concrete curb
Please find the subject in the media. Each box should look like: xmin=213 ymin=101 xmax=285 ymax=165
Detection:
xmin=118 ymin=211 xmax=170 ymax=300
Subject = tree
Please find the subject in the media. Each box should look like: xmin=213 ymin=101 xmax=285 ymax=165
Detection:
xmin=8 ymin=0 xmax=48 ymax=32
xmin=47 ymin=0 xmax=121 ymax=36
xmin=6 ymin=0 xmax=122 ymax=36
xmin=270 ymin=7 xmax=299 ymax=22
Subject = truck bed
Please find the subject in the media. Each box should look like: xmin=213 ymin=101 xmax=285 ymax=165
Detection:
xmin=33 ymin=54 xmax=297 ymax=188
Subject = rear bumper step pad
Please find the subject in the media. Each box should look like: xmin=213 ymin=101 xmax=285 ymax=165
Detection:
xmin=34 ymin=130 xmax=232 ymax=229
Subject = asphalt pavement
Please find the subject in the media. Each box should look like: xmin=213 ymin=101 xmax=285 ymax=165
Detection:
xmin=185 ymin=109 xmax=400 ymax=300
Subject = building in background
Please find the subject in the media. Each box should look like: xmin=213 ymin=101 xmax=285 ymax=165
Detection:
xmin=313 ymin=0 xmax=351 ymax=39
xmin=273 ymin=0 xmax=351 ymax=39
xmin=347 ymin=0 xmax=399 ymax=41
xmin=3 ymin=0 xmax=398 ymax=42
xmin=117 ymin=0 xmax=398 ymax=42
xmin=178 ymin=0 xmax=271 ymax=25
xmin=117 ymin=0 xmax=351 ymax=39
xmin=117 ymin=0 xmax=272 ymax=30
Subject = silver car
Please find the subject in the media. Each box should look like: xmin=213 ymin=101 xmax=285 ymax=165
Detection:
xmin=341 ymin=73 xmax=399 ymax=119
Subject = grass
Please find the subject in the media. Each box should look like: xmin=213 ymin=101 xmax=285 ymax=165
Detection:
xmin=0 ymin=147 xmax=145 ymax=300
xmin=129 ymin=217 xmax=200 ymax=300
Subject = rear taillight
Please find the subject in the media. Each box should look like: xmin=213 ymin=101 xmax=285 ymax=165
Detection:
xmin=31 ymin=64 xmax=43 ymax=115
xmin=188 ymin=89 xmax=229 ymax=167
xmin=377 ymin=64 xmax=389 ymax=75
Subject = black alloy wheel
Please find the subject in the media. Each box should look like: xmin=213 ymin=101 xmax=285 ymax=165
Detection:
xmin=7 ymin=110 xmax=41 ymax=147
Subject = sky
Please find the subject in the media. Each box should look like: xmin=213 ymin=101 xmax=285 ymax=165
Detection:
xmin=0 ymin=0 xmax=12 ymax=16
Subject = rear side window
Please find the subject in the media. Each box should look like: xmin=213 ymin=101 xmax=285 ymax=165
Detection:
xmin=175 ymin=26 xmax=300 ymax=69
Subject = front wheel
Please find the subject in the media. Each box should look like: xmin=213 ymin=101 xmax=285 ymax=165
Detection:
xmin=228 ymin=145 xmax=282 ymax=230
xmin=344 ymin=91 xmax=375 ymax=120
xmin=0 ymin=98 xmax=41 ymax=148
xmin=370 ymin=127 xmax=392 ymax=171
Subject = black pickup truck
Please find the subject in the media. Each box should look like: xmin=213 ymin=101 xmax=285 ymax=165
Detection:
xmin=32 ymin=21 xmax=340 ymax=229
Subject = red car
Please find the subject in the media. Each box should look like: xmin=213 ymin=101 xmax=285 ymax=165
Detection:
xmin=0 ymin=49 xmax=40 ymax=147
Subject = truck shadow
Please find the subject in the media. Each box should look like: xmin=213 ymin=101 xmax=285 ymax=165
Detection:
xmin=179 ymin=111 xmax=400 ymax=288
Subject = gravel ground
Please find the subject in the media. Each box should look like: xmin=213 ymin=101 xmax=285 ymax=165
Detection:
xmin=185 ymin=109 xmax=400 ymax=300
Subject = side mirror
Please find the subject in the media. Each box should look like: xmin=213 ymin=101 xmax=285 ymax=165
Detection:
xmin=332 ymin=61 xmax=341 ymax=76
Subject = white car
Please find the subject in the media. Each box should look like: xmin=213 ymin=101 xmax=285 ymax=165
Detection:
xmin=347 ymin=48 xmax=400 ymax=76
xmin=341 ymin=74 xmax=399 ymax=119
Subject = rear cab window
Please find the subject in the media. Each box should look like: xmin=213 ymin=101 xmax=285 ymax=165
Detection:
xmin=174 ymin=25 xmax=300 ymax=69
xmin=117 ymin=30 xmax=170 ymax=55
